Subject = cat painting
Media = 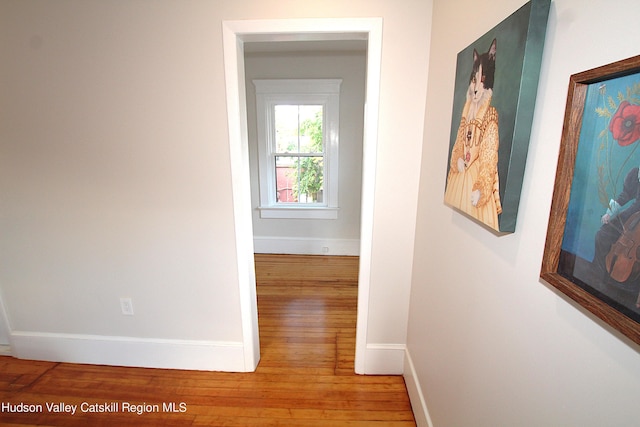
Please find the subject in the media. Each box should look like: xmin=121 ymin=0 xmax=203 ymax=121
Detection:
xmin=444 ymin=38 xmax=502 ymax=230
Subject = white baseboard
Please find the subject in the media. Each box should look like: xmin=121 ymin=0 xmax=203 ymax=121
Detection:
xmin=253 ymin=236 xmax=360 ymax=256
xmin=0 ymin=345 xmax=11 ymax=356
xmin=10 ymin=331 xmax=250 ymax=372
xmin=404 ymin=349 xmax=434 ymax=427
xmin=360 ymin=343 xmax=406 ymax=375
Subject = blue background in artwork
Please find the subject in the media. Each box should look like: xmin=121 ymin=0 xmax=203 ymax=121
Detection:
xmin=562 ymin=74 xmax=640 ymax=261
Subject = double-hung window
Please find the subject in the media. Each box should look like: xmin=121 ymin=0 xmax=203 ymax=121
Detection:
xmin=253 ymin=79 xmax=341 ymax=219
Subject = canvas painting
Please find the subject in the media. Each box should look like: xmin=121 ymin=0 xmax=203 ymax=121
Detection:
xmin=443 ymin=0 xmax=550 ymax=233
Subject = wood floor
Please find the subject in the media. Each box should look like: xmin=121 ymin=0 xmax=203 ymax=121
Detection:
xmin=0 ymin=254 xmax=415 ymax=426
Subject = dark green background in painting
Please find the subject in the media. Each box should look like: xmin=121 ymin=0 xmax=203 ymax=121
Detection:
xmin=445 ymin=0 xmax=550 ymax=233
xmin=562 ymin=73 xmax=640 ymax=263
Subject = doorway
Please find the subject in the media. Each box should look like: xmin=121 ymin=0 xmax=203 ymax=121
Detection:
xmin=222 ymin=18 xmax=383 ymax=374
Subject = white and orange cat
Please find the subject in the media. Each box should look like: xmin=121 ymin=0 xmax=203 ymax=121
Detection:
xmin=444 ymin=38 xmax=502 ymax=230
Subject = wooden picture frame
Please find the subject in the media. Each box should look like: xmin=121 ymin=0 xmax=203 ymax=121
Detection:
xmin=541 ymin=55 xmax=640 ymax=346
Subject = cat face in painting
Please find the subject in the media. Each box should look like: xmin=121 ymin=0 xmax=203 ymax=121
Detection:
xmin=468 ymin=38 xmax=496 ymax=103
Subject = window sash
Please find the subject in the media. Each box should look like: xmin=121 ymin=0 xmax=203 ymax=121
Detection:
xmin=254 ymin=79 xmax=341 ymax=219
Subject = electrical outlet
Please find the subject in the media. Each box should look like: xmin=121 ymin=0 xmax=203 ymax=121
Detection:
xmin=120 ymin=297 xmax=134 ymax=316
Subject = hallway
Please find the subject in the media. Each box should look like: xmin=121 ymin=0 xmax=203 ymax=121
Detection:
xmin=0 ymin=254 xmax=414 ymax=426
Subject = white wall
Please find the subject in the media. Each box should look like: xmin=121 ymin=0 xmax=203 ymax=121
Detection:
xmin=0 ymin=295 xmax=9 ymax=347
xmin=245 ymin=50 xmax=365 ymax=255
xmin=407 ymin=0 xmax=640 ymax=425
xmin=0 ymin=0 xmax=246 ymax=369
xmin=0 ymin=0 xmax=432 ymax=373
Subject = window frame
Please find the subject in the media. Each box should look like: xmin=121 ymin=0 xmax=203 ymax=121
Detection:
xmin=253 ymin=79 xmax=342 ymax=219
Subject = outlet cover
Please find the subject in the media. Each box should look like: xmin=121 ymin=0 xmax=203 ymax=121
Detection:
xmin=120 ymin=297 xmax=134 ymax=316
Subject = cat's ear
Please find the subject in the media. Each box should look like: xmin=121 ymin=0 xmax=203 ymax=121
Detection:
xmin=489 ymin=38 xmax=497 ymax=60
xmin=473 ymin=49 xmax=479 ymax=62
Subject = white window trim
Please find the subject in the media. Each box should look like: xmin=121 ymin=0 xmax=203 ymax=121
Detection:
xmin=253 ymin=79 xmax=342 ymax=220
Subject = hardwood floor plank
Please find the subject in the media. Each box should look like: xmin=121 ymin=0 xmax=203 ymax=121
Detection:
xmin=0 ymin=254 xmax=415 ymax=426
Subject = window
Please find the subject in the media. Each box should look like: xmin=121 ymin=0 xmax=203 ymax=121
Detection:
xmin=254 ymin=79 xmax=341 ymax=219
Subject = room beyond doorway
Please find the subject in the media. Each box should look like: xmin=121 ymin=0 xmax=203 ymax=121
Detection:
xmin=244 ymin=42 xmax=366 ymax=256
xmin=222 ymin=18 xmax=383 ymax=374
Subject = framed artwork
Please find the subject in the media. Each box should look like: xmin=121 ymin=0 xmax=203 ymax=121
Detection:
xmin=444 ymin=0 xmax=550 ymax=233
xmin=541 ymin=55 xmax=640 ymax=346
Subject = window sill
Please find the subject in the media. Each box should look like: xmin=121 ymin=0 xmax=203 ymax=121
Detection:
xmin=258 ymin=206 xmax=339 ymax=220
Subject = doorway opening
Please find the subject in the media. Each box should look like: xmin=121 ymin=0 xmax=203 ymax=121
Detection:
xmin=222 ymin=18 xmax=383 ymax=374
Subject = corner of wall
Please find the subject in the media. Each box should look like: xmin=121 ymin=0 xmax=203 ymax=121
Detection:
xmin=0 ymin=292 xmax=11 ymax=347
xmin=404 ymin=348 xmax=433 ymax=427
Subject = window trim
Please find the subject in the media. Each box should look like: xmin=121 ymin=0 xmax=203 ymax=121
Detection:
xmin=253 ymin=79 xmax=341 ymax=219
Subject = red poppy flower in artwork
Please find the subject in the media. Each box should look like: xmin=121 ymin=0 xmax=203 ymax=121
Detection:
xmin=610 ymin=101 xmax=640 ymax=146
